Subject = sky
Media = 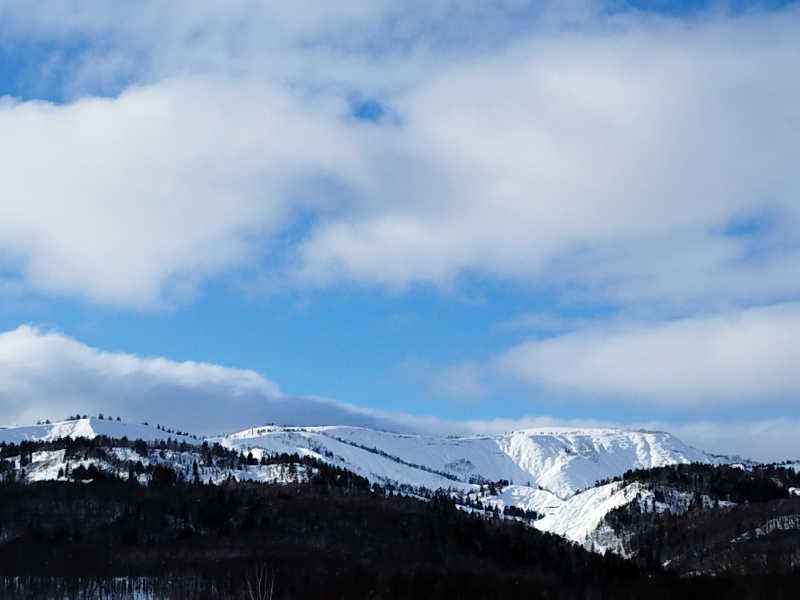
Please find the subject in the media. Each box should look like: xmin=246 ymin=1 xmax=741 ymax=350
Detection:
xmin=0 ymin=0 xmax=799 ymax=461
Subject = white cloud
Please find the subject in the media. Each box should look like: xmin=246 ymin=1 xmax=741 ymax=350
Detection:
xmin=0 ymin=6 xmax=797 ymax=310
xmin=0 ymin=325 xmax=391 ymax=433
xmin=0 ymin=1 xmax=593 ymax=99
xmin=0 ymin=77 xmax=359 ymax=307
xmin=495 ymin=302 xmax=800 ymax=405
xmin=668 ymin=419 xmax=800 ymax=464
xmin=296 ymin=12 xmax=800 ymax=311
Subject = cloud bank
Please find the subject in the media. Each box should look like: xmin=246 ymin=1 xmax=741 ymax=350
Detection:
xmin=0 ymin=325 xmax=392 ymax=435
xmin=1 ymin=325 xmax=798 ymax=462
xmin=496 ymin=303 xmax=800 ymax=406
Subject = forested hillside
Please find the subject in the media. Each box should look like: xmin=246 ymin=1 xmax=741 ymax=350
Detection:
xmin=3 ymin=473 xmax=799 ymax=599
xmin=1 ymin=437 xmax=800 ymax=598
xmin=603 ymin=463 xmax=800 ymax=575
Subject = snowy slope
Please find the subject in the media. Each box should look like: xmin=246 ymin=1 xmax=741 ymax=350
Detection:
xmin=211 ymin=427 xmax=475 ymax=492
xmin=7 ymin=443 xmax=314 ymax=487
xmin=530 ymin=480 xmax=718 ymax=554
xmin=533 ymin=482 xmax=637 ymax=550
xmin=0 ymin=418 xmax=198 ymax=444
xmin=218 ymin=425 xmax=715 ymax=499
xmin=495 ymin=428 xmax=710 ymax=498
xmin=478 ymin=485 xmax=565 ymax=516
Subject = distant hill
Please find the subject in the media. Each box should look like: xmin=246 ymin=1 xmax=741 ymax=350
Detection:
xmin=0 ymin=417 xmax=198 ymax=444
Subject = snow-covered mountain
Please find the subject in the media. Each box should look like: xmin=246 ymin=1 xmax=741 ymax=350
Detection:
xmin=212 ymin=424 xmax=717 ymax=499
xmin=0 ymin=417 xmax=729 ymax=554
xmin=0 ymin=418 xmax=718 ymax=499
xmin=4 ymin=417 xmax=799 ymax=569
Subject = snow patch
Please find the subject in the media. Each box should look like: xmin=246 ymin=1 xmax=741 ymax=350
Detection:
xmin=479 ymin=485 xmax=564 ymax=516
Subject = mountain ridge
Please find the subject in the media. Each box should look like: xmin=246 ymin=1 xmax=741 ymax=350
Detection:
xmin=214 ymin=423 xmax=721 ymax=499
xmin=0 ymin=417 xmax=722 ymax=499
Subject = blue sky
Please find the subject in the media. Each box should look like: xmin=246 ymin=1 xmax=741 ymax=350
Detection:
xmin=0 ymin=0 xmax=799 ymax=460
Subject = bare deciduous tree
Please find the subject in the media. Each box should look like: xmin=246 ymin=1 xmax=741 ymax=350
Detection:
xmin=245 ymin=564 xmax=276 ymax=600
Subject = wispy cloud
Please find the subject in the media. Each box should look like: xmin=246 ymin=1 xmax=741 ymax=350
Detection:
xmin=430 ymin=361 xmax=490 ymax=400
xmin=395 ymin=358 xmax=491 ymax=401
xmin=494 ymin=312 xmax=600 ymax=333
